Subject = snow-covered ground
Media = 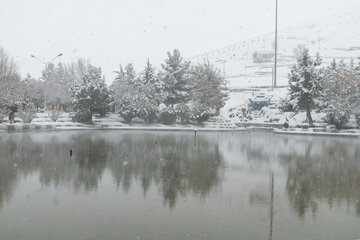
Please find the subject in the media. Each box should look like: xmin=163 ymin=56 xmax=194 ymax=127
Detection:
xmin=220 ymin=87 xmax=358 ymax=129
xmin=190 ymin=13 xmax=360 ymax=89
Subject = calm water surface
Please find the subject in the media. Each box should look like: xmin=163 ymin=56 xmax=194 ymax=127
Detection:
xmin=0 ymin=130 xmax=359 ymax=240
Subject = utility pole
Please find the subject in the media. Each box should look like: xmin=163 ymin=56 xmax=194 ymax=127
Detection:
xmin=274 ymin=0 xmax=278 ymax=88
xmin=216 ymin=59 xmax=226 ymax=79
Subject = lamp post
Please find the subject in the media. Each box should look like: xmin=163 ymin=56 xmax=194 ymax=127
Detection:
xmin=30 ymin=53 xmax=63 ymax=110
xmin=216 ymin=59 xmax=227 ymax=79
xmin=273 ymin=0 xmax=278 ymax=88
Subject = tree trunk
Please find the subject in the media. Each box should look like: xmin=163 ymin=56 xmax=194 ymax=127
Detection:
xmin=306 ymin=107 xmax=313 ymax=126
xmin=9 ymin=112 xmax=15 ymax=124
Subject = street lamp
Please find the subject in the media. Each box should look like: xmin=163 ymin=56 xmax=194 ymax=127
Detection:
xmin=216 ymin=59 xmax=227 ymax=79
xmin=30 ymin=53 xmax=63 ymax=110
xmin=273 ymin=0 xmax=278 ymax=88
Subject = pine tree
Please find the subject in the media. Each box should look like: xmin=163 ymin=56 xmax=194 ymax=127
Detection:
xmin=160 ymin=49 xmax=191 ymax=106
xmin=111 ymin=64 xmax=139 ymax=112
xmin=72 ymin=65 xmax=112 ymax=123
xmin=139 ymin=59 xmax=164 ymax=105
xmin=286 ymin=48 xmax=323 ymax=126
xmin=190 ymin=61 xmax=227 ymax=114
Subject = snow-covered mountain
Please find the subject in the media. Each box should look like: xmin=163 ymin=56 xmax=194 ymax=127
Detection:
xmin=190 ymin=14 xmax=360 ymax=89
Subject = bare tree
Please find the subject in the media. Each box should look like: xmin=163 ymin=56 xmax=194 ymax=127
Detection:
xmin=0 ymin=46 xmax=23 ymax=123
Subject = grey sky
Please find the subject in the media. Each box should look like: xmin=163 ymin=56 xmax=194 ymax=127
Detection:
xmin=0 ymin=0 xmax=359 ymax=84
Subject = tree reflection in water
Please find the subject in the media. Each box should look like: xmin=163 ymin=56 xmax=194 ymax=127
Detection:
xmin=279 ymin=137 xmax=360 ymax=218
xmin=1 ymin=131 xmax=359 ymax=215
xmin=0 ymin=131 xmax=224 ymax=209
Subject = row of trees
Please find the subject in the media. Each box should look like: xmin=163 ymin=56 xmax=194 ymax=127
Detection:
xmin=281 ymin=48 xmax=360 ymax=129
xmin=110 ymin=49 xmax=228 ymax=125
xmin=0 ymin=47 xmax=39 ymax=123
xmin=0 ymin=46 xmax=227 ymax=125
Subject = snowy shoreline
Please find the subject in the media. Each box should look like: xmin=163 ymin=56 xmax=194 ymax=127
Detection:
xmin=1 ymin=123 xmax=359 ymax=138
xmin=0 ymin=123 xmax=244 ymax=132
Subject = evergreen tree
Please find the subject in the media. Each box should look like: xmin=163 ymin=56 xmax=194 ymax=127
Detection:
xmin=286 ymin=48 xmax=323 ymax=126
xmin=139 ymin=59 xmax=164 ymax=105
xmin=160 ymin=49 xmax=191 ymax=106
xmin=72 ymin=65 xmax=112 ymax=123
xmin=190 ymin=61 xmax=227 ymax=114
xmin=111 ymin=64 xmax=139 ymax=112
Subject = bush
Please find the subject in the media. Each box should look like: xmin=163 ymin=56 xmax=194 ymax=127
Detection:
xmin=175 ymin=103 xmax=190 ymax=124
xmin=117 ymin=95 xmax=138 ymax=123
xmin=159 ymin=105 xmax=176 ymax=125
xmin=50 ymin=109 xmax=62 ymax=122
xmin=191 ymin=103 xmax=210 ymax=125
xmin=278 ymin=96 xmax=296 ymax=112
xmin=324 ymin=109 xmax=350 ymax=129
xmin=74 ymin=108 xmax=92 ymax=124
xmin=138 ymin=99 xmax=159 ymax=124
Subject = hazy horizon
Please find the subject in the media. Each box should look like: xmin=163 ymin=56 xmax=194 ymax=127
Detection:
xmin=1 ymin=0 xmax=359 ymax=84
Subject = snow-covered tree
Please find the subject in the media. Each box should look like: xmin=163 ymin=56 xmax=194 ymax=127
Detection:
xmin=111 ymin=64 xmax=139 ymax=112
xmin=23 ymin=74 xmax=44 ymax=110
xmin=17 ymin=96 xmax=36 ymax=123
xmin=190 ymin=61 xmax=227 ymax=114
xmin=117 ymin=95 xmax=138 ymax=123
xmin=191 ymin=102 xmax=210 ymax=125
xmin=139 ymin=59 xmax=164 ymax=105
xmin=160 ymin=49 xmax=191 ymax=106
xmin=284 ymin=48 xmax=324 ymax=126
xmin=0 ymin=46 xmax=23 ymax=123
xmin=322 ymin=59 xmax=360 ymax=128
xmin=41 ymin=63 xmax=72 ymax=109
xmin=72 ymin=65 xmax=112 ymax=123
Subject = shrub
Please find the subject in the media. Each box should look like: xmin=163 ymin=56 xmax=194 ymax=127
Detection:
xmin=159 ymin=105 xmax=176 ymax=125
xmin=191 ymin=103 xmax=210 ymax=125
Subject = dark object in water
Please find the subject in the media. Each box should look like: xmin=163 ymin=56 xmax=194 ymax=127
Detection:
xmin=70 ymin=150 xmax=73 ymax=157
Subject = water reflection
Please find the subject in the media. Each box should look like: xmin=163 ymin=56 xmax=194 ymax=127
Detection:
xmin=0 ymin=131 xmax=224 ymax=209
xmin=1 ymin=131 xmax=359 ymax=215
xmin=278 ymin=137 xmax=360 ymax=218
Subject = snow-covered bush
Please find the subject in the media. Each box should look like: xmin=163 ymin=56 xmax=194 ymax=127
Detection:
xmin=73 ymin=108 xmax=92 ymax=124
xmin=159 ymin=105 xmax=176 ymax=125
xmin=175 ymin=103 xmax=190 ymax=124
xmin=278 ymin=96 xmax=297 ymax=112
xmin=117 ymin=95 xmax=138 ymax=123
xmin=137 ymin=96 xmax=158 ymax=124
xmin=191 ymin=103 xmax=210 ymax=125
xmin=50 ymin=109 xmax=62 ymax=122
xmin=18 ymin=97 xmax=36 ymax=123
xmin=324 ymin=108 xmax=350 ymax=129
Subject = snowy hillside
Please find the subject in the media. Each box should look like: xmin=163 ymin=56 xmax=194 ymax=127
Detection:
xmin=190 ymin=15 xmax=360 ymax=89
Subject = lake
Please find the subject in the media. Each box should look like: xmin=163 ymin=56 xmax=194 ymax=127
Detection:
xmin=0 ymin=130 xmax=359 ymax=240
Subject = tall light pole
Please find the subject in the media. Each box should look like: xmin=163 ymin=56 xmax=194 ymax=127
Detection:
xmin=273 ymin=0 xmax=278 ymax=88
xmin=30 ymin=53 xmax=63 ymax=110
xmin=216 ymin=59 xmax=227 ymax=79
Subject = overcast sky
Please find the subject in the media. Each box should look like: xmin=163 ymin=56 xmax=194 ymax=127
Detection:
xmin=0 ymin=0 xmax=359 ymax=84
